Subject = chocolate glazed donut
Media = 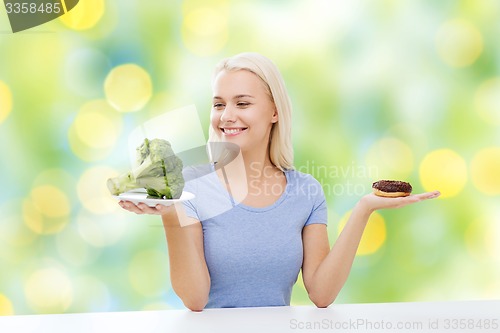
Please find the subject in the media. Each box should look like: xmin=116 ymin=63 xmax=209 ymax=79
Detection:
xmin=372 ymin=180 xmax=412 ymax=197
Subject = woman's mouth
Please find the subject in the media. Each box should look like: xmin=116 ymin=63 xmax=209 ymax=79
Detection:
xmin=220 ymin=127 xmax=248 ymax=136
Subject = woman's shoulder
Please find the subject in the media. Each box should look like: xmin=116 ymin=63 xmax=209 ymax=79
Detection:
xmin=285 ymin=169 xmax=322 ymax=187
xmin=284 ymin=169 xmax=325 ymax=201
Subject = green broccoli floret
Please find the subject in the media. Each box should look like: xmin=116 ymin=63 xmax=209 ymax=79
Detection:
xmin=107 ymin=138 xmax=185 ymax=199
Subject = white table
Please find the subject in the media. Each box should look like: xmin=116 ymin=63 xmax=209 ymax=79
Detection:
xmin=0 ymin=300 xmax=498 ymax=333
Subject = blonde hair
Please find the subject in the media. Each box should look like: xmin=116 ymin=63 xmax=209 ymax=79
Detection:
xmin=208 ymin=52 xmax=294 ymax=171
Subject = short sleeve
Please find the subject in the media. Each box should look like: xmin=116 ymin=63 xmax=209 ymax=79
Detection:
xmin=182 ymin=197 xmax=199 ymax=220
xmin=181 ymin=167 xmax=201 ymax=220
xmin=304 ymin=176 xmax=328 ymax=226
xmin=180 ymin=164 xmax=235 ymax=222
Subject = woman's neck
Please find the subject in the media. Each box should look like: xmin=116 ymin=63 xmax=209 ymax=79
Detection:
xmin=241 ymin=146 xmax=277 ymax=181
xmin=216 ymin=144 xmax=285 ymax=205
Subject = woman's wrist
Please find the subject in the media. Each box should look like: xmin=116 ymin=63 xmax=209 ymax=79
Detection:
xmin=355 ymin=196 xmax=376 ymax=218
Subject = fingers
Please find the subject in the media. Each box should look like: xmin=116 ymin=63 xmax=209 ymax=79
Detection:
xmin=393 ymin=191 xmax=440 ymax=208
xmin=429 ymin=190 xmax=441 ymax=198
xmin=361 ymin=190 xmax=441 ymax=212
xmin=119 ymin=201 xmax=165 ymax=215
xmin=412 ymin=191 xmax=441 ymax=201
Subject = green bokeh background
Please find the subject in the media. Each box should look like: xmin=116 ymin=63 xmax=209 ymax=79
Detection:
xmin=0 ymin=0 xmax=499 ymax=315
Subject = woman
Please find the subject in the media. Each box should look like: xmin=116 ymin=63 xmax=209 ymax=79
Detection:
xmin=119 ymin=52 xmax=440 ymax=311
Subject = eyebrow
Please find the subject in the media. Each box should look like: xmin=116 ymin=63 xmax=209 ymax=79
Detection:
xmin=213 ymin=94 xmax=255 ymax=100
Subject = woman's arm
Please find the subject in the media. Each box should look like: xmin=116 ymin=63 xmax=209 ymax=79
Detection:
xmin=301 ymin=191 xmax=440 ymax=308
xmin=119 ymin=201 xmax=210 ymax=311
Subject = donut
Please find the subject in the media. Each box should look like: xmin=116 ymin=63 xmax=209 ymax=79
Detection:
xmin=372 ymin=180 xmax=412 ymax=197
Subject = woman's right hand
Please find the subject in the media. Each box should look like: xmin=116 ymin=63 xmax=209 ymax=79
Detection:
xmin=118 ymin=201 xmax=182 ymax=227
xmin=118 ymin=200 xmax=172 ymax=215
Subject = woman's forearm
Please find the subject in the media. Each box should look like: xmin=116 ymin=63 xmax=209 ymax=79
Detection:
xmin=308 ymin=201 xmax=372 ymax=307
xmin=162 ymin=209 xmax=210 ymax=311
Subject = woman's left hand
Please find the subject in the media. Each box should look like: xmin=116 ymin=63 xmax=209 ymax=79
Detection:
xmin=359 ymin=190 xmax=441 ymax=213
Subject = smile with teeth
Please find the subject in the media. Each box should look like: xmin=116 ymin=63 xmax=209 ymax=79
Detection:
xmin=222 ymin=127 xmax=247 ymax=135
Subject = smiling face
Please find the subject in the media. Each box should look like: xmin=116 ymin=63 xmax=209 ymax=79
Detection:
xmin=211 ymin=70 xmax=278 ymax=154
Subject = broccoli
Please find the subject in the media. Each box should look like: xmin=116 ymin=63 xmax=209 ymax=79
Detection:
xmin=107 ymin=138 xmax=185 ymax=199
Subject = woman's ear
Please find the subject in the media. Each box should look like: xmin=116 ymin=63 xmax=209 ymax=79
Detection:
xmin=271 ymin=107 xmax=278 ymax=123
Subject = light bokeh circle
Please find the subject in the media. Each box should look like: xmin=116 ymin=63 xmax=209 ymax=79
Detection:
xmin=182 ymin=6 xmax=228 ymax=56
xmin=0 ymin=293 xmax=14 ymax=315
xmin=435 ymin=19 xmax=483 ymax=67
xmin=77 ymin=166 xmax=120 ymax=214
xmin=56 ymin=226 xmax=101 ymax=267
xmin=419 ymin=149 xmax=467 ymax=198
xmin=0 ymin=80 xmax=13 ymax=124
xmin=470 ymin=147 xmax=500 ymax=195
xmin=365 ymin=137 xmax=414 ymax=180
xmin=23 ymin=199 xmax=70 ymax=235
xmin=30 ymin=185 xmax=71 ymax=219
xmin=474 ymin=78 xmax=500 ymax=125
xmin=338 ymin=211 xmax=386 ymax=255
xmin=76 ymin=210 xmax=128 ymax=247
xmin=59 ymin=0 xmax=105 ymax=30
xmin=24 ymin=267 xmax=73 ymax=313
xmin=104 ymin=64 xmax=153 ymax=112
xmin=465 ymin=212 xmax=500 ymax=264
xmin=0 ymin=199 xmax=38 ymax=249
xmin=71 ymin=276 xmax=111 ymax=312
xmin=69 ymin=99 xmax=122 ymax=162
xmin=1 ymin=212 xmax=38 ymax=248
xmin=73 ymin=100 xmax=122 ymax=149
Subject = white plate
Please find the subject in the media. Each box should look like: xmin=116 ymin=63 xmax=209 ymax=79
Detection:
xmin=113 ymin=189 xmax=195 ymax=207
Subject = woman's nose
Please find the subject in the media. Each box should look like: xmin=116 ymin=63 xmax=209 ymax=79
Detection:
xmin=220 ymin=105 xmax=236 ymax=122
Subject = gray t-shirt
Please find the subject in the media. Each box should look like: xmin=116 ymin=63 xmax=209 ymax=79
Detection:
xmin=182 ymin=167 xmax=328 ymax=308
